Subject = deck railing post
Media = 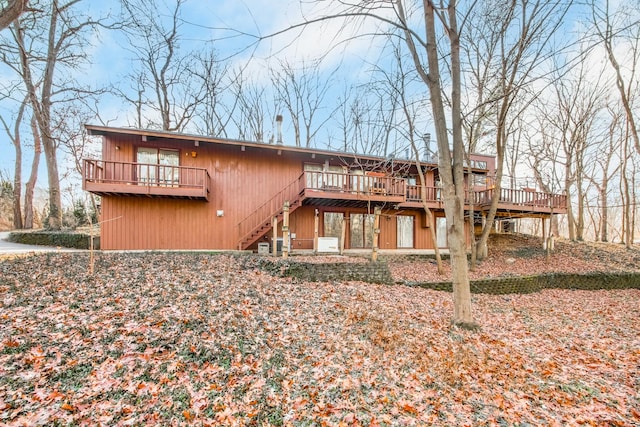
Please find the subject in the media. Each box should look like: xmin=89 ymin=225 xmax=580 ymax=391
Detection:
xmin=372 ymin=206 xmax=381 ymax=262
xmin=282 ymin=201 xmax=290 ymax=259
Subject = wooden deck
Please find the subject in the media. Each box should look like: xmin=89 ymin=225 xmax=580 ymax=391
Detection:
xmin=301 ymin=171 xmax=406 ymax=206
xmin=236 ymin=171 xmax=567 ymax=249
xmin=83 ymin=159 xmax=210 ymax=201
xmin=398 ymin=185 xmax=567 ymax=215
xmin=474 ymin=188 xmax=567 ymax=215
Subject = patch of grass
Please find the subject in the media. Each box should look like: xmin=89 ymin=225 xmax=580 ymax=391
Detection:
xmin=178 ymin=344 xmax=215 ymax=365
xmin=509 ymin=247 xmax=543 ymax=258
xmin=267 ymin=350 xmax=286 ymax=370
xmin=1 ymin=341 xmax=32 ymax=355
xmin=558 ymin=380 xmax=600 ymax=399
xmin=253 ymin=406 xmax=284 ymax=426
xmin=50 ymin=363 xmax=94 ymax=391
xmin=112 ymin=365 xmax=128 ymax=379
xmin=170 ymin=386 xmax=191 ymax=412
xmin=214 ymin=348 xmax=233 ymax=370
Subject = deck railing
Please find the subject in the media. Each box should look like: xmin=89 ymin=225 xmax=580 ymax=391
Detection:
xmin=405 ymin=185 xmax=567 ymax=210
xmin=303 ymin=171 xmax=406 ymax=197
xmin=82 ymin=159 xmax=210 ymax=197
xmin=406 ymin=185 xmax=441 ymax=203
xmin=475 ymin=188 xmax=567 ymax=210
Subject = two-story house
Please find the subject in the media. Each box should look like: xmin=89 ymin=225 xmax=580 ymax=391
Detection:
xmin=82 ymin=125 xmax=567 ymax=251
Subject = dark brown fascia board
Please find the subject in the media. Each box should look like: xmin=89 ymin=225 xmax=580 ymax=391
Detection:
xmin=84 ymin=124 xmax=491 ymax=171
xmin=85 ymin=124 xmax=388 ymax=162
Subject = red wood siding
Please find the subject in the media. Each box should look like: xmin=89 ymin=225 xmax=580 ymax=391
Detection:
xmin=93 ymin=132 xmax=498 ymax=251
xmin=100 ymin=135 xmax=311 ymax=249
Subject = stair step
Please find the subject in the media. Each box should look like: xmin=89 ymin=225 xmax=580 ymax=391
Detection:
xmin=239 ymin=194 xmax=304 ymax=249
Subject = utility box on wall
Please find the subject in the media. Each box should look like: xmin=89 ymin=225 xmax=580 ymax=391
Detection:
xmin=317 ymin=237 xmax=339 ymax=253
xmin=257 ymin=242 xmax=270 ymax=255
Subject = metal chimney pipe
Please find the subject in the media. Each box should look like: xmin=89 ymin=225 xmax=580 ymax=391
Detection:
xmin=422 ymin=133 xmax=431 ymax=161
xmin=276 ymin=115 xmax=283 ymax=144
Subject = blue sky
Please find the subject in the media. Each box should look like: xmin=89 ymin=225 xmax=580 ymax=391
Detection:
xmin=77 ymin=0 xmax=396 ymax=142
xmin=0 ymin=0 xmax=633 ymax=205
xmin=1 ymin=0 xmax=391 ymax=197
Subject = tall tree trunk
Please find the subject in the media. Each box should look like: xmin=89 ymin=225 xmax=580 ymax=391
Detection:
xmin=576 ymin=179 xmax=585 ymax=241
xmin=12 ymin=134 xmax=23 ymax=229
xmin=447 ymin=2 xmax=474 ymax=327
xmin=620 ymin=127 xmax=631 ymax=247
xmin=564 ymin=165 xmax=576 ymax=241
xmin=24 ymin=115 xmax=41 ymax=229
xmin=15 ymin=4 xmax=63 ymax=230
xmin=600 ymin=178 xmax=608 ymax=242
xmin=40 ymin=131 xmax=62 ymax=229
xmin=2 ymin=96 xmax=28 ymax=229
xmin=397 ymin=0 xmax=474 ymax=327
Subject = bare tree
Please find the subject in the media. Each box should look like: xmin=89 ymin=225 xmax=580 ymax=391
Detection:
xmin=591 ymin=0 xmax=640 ymax=156
xmin=121 ymin=0 xmax=213 ymax=131
xmin=619 ymin=119 xmax=636 ymax=248
xmin=393 ymin=0 xmax=477 ymax=327
xmin=271 ymin=59 xmax=338 ymax=148
xmin=0 ymin=95 xmax=27 ymax=229
xmin=539 ymin=62 xmax=605 ymax=241
xmin=461 ymin=0 xmax=572 ymax=259
xmin=23 ymin=114 xmax=41 ymax=229
xmin=527 ymin=124 xmax=562 ymax=238
xmin=192 ymin=50 xmax=231 ymax=137
xmin=2 ymin=0 xmax=110 ymax=229
xmin=227 ymin=69 xmax=277 ymax=142
xmin=331 ymin=84 xmax=399 ymax=156
xmin=0 ymin=0 xmax=28 ymax=31
xmin=587 ymin=104 xmax=623 ymax=242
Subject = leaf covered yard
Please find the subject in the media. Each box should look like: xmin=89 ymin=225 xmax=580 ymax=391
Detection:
xmin=1 ymin=253 xmax=639 ymax=426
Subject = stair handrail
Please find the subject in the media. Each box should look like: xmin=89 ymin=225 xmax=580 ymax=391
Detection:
xmin=237 ymin=173 xmax=304 ymax=246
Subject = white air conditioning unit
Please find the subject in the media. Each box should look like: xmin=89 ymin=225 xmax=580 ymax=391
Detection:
xmin=317 ymin=237 xmax=339 ymax=253
xmin=257 ymin=242 xmax=270 ymax=255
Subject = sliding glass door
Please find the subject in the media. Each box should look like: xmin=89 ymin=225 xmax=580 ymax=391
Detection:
xmin=136 ymin=148 xmax=179 ymax=186
xmin=350 ymin=213 xmax=375 ymax=248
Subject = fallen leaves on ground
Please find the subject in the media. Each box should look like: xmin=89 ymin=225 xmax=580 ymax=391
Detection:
xmin=390 ymin=234 xmax=640 ymax=283
xmin=1 ymin=251 xmax=638 ymax=426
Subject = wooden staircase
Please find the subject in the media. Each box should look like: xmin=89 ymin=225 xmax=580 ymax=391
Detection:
xmin=237 ymin=175 xmax=305 ymax=250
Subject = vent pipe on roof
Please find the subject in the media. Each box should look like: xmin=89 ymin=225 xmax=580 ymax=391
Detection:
xmin=276 ymin=114 xmax=283 ymax=145
xmin=422 ymin=133 xmax=432 ymax=162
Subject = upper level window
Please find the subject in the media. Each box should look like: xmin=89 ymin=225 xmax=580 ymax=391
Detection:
xmin=136 ymin=147 xmax=179 ymax=186
xmin=471 ymin=160 xmax=488 ymax=170
xmin=304 ymin=163 xmax=347 ymax=189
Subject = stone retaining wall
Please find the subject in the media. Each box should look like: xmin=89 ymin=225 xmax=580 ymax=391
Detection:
xmin=412 ymin=272 xmax=640 ymax=294
xmin=253 ymin=258 xmax=394 ymax=285
xmin=253 ymin=256 xmax=639 ymax=294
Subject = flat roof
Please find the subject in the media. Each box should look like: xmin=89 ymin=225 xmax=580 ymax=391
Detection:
xmin=85 ymin=124 xmax=492 ymax=170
